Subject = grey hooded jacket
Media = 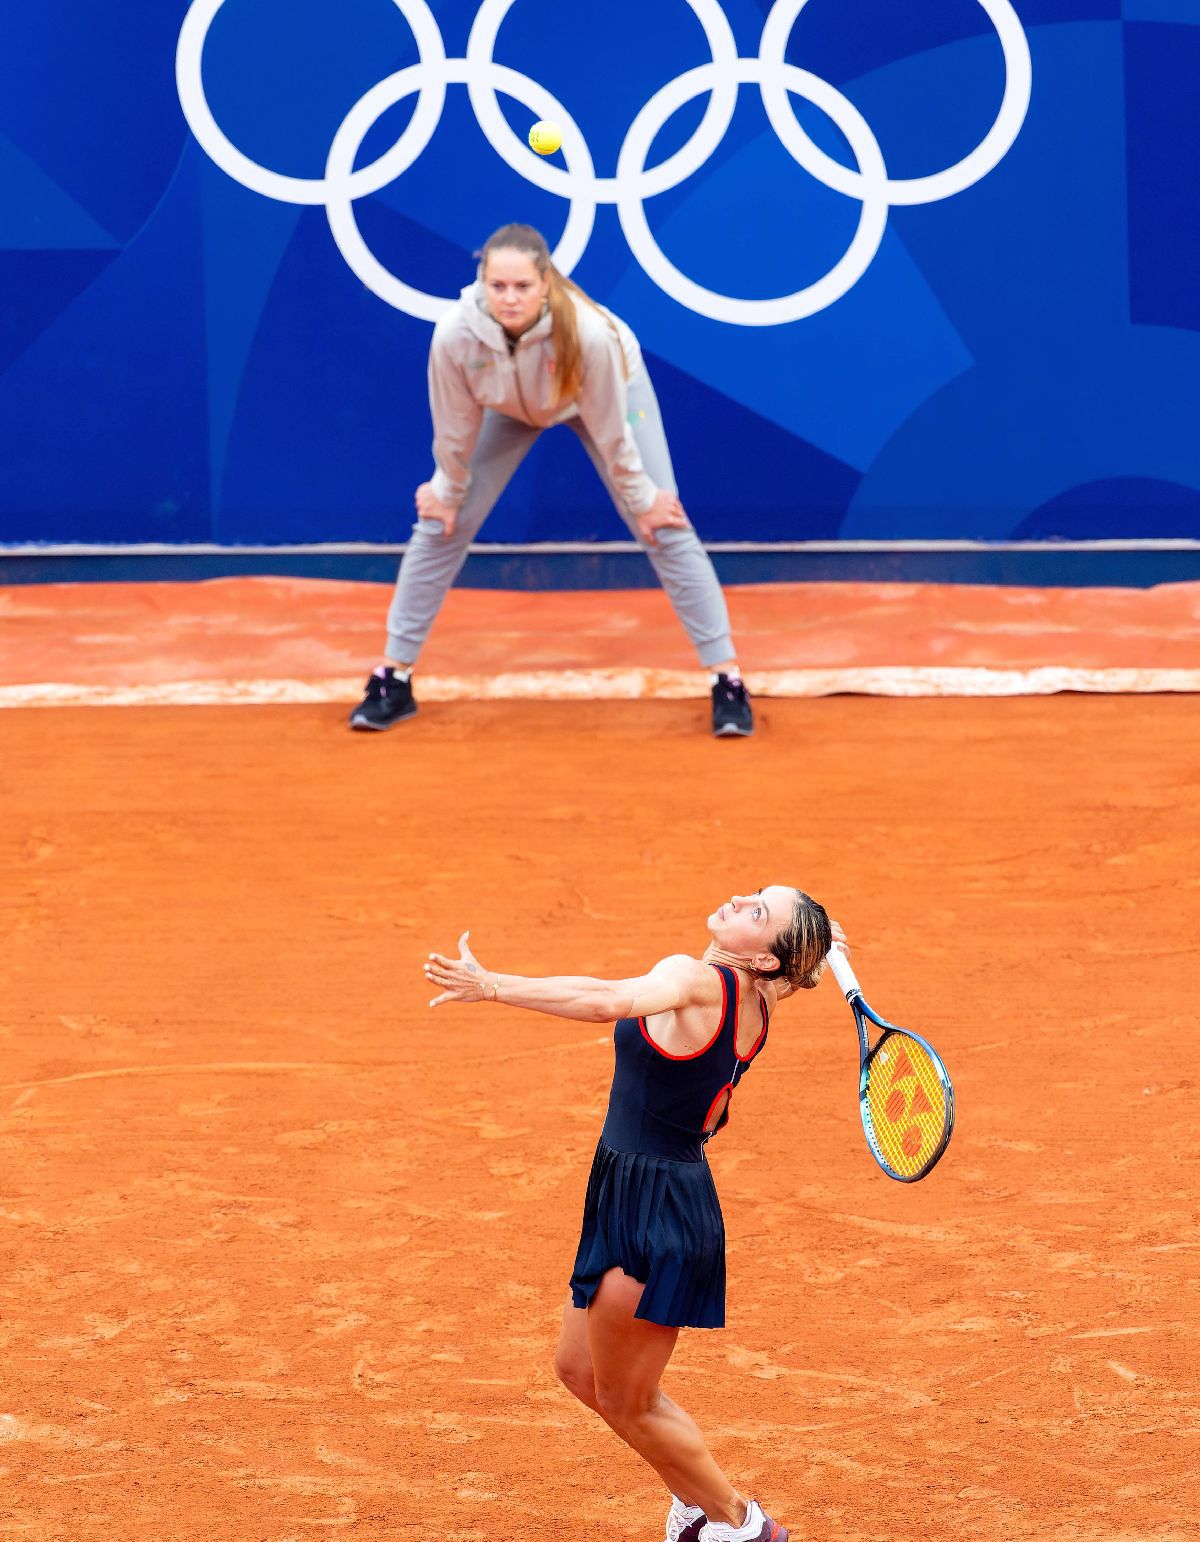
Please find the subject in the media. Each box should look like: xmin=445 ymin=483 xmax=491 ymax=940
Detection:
xmin=427 ymin=283 xmax=658 ymax=517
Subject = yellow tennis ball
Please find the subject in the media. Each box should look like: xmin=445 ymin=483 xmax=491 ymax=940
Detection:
xmin=528 ymin=120 xmax=562 ymax=156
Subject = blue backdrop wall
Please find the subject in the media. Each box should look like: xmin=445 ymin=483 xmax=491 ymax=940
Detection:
xmin=1 ymin=0 xmax=1198 ymax=547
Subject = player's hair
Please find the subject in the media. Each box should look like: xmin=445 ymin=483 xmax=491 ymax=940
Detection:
xmin=478 ymin=223 xmax=626 ymax=407
xmin=757 ymin=889 xmax=833 ymax=990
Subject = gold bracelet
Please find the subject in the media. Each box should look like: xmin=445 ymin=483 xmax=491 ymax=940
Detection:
xmin=485 ymin=974 xmax=499 ymax=1002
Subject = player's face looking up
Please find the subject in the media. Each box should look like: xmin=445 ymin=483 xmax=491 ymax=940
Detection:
xmin=708 ymin=885 xmax=833 ymax=989
xmin=707 ymin=885 xmax=795 ymax=966
xmin=483 ymin=247 xmax=550 ymax=338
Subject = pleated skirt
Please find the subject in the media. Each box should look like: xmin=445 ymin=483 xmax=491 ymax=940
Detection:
xmin=569 ymin=1138 xmax=726 ymax=1329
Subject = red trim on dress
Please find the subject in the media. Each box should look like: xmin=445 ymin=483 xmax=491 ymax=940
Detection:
xmin=702 ymin=1082 xmax=734 ymax=1134
xmin=735 ymin=991 xmax=769 ymax=1062
xmin=636 ymin=963 xmax=729 ymax=1061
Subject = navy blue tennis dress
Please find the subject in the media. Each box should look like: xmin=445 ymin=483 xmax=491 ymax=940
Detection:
xmin=569 ymin=963 xmax=769 ymax=1329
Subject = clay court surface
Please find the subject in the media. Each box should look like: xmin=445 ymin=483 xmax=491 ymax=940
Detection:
xmin=2 ymin=689 xmax=1198 ymax=1540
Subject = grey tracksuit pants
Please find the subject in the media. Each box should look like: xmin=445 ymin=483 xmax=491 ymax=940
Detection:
xmin=385 ymin=370 xmax=735 ymax=668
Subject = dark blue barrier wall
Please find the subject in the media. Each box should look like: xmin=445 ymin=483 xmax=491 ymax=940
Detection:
xmin=1 ymin=1 xmax=1198 ymax=547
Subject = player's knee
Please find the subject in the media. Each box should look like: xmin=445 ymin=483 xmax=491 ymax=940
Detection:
xmin=593 ymin=1379 xmax=657 ymax=1430
xmin=411 ymin=515 xmax=446 ymax=539
xmin=553 ymin=1349 xmax=595 ymax=1407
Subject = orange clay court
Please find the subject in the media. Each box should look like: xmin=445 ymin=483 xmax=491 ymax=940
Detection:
xmin=1 ymin=578 xmax=1198 ymax=1541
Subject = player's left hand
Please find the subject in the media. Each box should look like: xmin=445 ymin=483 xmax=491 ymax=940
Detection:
xmin=636 ymin=489 xmax=690 ymax=547
xmin=425 ymin=931 xmax=491 ymax=1007
xmin=830 ymin=918 xmax=850 ymax=955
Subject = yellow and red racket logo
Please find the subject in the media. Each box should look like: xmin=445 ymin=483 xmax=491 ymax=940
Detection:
xmin=865 ymin=1035 xmax=947 ymax=1175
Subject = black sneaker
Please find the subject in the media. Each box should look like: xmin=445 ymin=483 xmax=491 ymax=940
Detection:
xmin=711 ymin=673 xmax=754 ymax=737
xmin=349 ymin=669 xmax=417 ymax=731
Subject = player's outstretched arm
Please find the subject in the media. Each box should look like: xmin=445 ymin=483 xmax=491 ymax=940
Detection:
xmin=424 ymin=934 xmax=714 ymax=1024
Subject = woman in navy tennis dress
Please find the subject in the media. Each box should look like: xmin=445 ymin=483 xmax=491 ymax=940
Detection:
xmin=570 ymin=960 xmax=765 ymax=1330
xmin=425 ymin=885 xmax=842 ymax=1542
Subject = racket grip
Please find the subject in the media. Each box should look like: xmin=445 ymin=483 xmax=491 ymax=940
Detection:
xmin=826 ymin=946 xmax=861 ymax=999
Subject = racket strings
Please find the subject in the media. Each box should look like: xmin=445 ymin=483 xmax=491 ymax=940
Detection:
xmin=863 ymin=1033 xmax=948 ymax=1178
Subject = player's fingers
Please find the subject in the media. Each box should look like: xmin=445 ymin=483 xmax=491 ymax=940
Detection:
xmin=429 ymin=991 xmax=453 ymax=1008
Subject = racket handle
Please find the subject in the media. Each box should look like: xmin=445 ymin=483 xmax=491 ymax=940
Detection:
xmin=826 ymin=946 xmax=861 ymax=999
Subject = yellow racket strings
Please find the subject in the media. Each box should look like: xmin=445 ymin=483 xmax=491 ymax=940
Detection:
xmin=864 ymin=1034 xmax=947 ymax=1177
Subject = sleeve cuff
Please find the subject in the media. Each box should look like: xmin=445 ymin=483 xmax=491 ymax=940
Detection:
xmin=430 ymin=469 xmax=467 ymax=506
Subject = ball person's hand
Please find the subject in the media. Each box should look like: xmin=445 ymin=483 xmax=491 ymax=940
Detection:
xmin=635 ymin=489 xmax=689 ymax=548
xmin=425 ymin=931 xmax=489 ymax=1007
xmin=415 ymin=482 xmax=458 ymax=538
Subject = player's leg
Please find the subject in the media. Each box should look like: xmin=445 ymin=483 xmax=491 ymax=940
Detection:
xmin=569 ymin=384 xmax=753 ymax=737
xmin=350 ymin=412 xmax=539 ymax=730
xmin=584 ymin=1266 xmax=748 ymax=1530
xmin=556 ymin=1296 xmax=710 ymax=1542
xmin=385 ymin=410 xmax=540 ymax=666
xmin=572 ymin=372 xmax=736 ymax=672
xmin=553 ymin=1297 xmax=603 ymax=1414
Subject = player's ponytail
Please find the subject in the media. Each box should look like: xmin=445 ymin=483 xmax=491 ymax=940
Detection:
xmin=760 ymin=889 xmax=832 ymax=990
xmin=478 ymin=223 xmax=626 ymax=409
xmin=545 ymin=263 xmax=584 ymax=406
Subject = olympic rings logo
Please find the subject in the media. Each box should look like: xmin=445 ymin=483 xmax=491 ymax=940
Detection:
xmin=176 ymin=0 xmax=1032 ymax=328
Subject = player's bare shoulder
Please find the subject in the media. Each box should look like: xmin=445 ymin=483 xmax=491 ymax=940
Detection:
xmin=651 ymin=953 xmax=723 ymax=1006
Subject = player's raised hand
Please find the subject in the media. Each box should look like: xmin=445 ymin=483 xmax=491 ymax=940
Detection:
xmin=425 ymin=931 xmax=490 ymax=1007
xmin=830 ymin=918 xmax=850 ymax=955
xmin=636 ymin=489 xmax=689 ymax=547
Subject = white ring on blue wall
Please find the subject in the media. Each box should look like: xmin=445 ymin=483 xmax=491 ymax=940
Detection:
xmin=176 ymin=0 xmax=448 ymax=205
xmin=325 ymin=58 xmax=595 ymax=322
xmin=758 ymin=0 xmax=1032 ymax=206
xmin=617 ymin=59 xmax=889 ymax=326
xmin=465 ymin=0 xmax=740 ymax=202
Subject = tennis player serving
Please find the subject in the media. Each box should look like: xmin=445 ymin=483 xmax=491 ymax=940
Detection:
xmin=350 ymin=222 xmax=754 ymax=739
xmin=424 ymin=888 xmax=845 ymax=1542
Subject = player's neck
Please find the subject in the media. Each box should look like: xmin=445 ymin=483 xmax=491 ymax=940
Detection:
xmin=702 ymin=943 xmax=755 ymax=974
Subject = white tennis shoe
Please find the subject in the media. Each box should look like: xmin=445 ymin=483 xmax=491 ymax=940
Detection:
xmin=665 ymin=1494 xmax=707 ymax=1542
xmin=698 ymin=1498 xmax=789 ymax=1542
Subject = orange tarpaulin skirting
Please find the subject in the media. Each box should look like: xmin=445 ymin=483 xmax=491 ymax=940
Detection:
xmin=1 ymin=577 xmax=1198 ymax=703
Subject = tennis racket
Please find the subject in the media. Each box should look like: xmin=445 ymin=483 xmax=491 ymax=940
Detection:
xmin=827 ymin=948 xmax=954 ymax=1182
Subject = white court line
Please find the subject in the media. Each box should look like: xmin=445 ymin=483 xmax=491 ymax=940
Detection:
xmin=2 ymin=666 xmax=1198 ymax=708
